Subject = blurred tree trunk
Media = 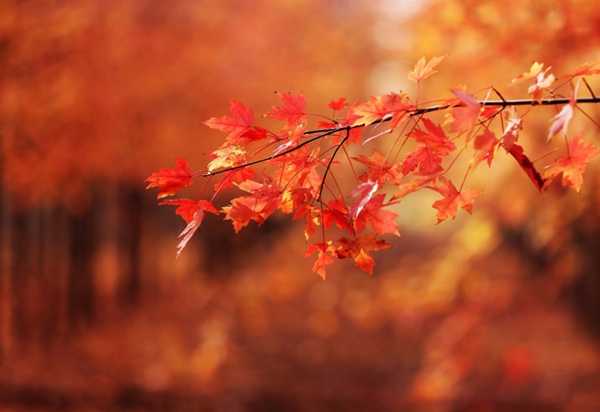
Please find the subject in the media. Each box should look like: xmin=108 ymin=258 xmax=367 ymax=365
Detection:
xmin=118 ymin=184 xmax=142 ymax=307
xmin=67 ymin=200 xmax=97 ymax=330
xmin=0 ymin=184 xmax=12 ymax=363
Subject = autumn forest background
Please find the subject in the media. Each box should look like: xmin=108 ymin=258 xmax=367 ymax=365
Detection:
xmin=2 ymin=0 xmax=600 ymax=411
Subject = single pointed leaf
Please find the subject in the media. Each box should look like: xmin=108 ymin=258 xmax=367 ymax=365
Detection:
xmin=349 ymin=180 xmax=379 ymax=219
xmin=548 ymin=104 xmax=574 ymax=142
xmin=176 ymin=204 xmax=206 ymax=257
xmin=145 ymin=158 xmax=193 ymax=199
xmin=507 ymin=144 xmax=545 ymax=192
xmin=502 ymin=107 xmax=521 ymax=151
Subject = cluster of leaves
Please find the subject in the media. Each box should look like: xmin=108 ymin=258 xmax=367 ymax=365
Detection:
xmin=146 ymin=57 xmax=600 ymax=278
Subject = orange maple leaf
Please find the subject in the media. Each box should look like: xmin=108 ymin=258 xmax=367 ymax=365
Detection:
xmin=430 ymin=176 xmax=483 ymax=223
xmin=207 ymin=144 xmax=247 ymax=172
xmin=511 ymin=62 xmax=545 ymax=84
xmin=334 ymin=233 xmax=391 ymax=275
xmin=543 ymin=134 xmax=600 ymax=192
xmin=562 ymin=61 xmax=600 ymax=79
xmin=407 ymin=55 xmax=446 ymax=83
xmin=511 ymin=62 xmax=555 ymax=103
xmin=145 ymin=158 xmax=193 ymax=199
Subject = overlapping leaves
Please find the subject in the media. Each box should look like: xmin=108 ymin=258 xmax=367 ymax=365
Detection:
xmin=147 ymin=58 xmax=600 ymax=278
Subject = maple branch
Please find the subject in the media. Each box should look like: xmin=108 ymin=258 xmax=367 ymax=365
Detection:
xmin=204 ymin=95 xmax=600 ymax=179
xmin=318 ymin=128 xmax=350 ymax=201
xmin=202 ymin=127 xmax=342 ymax=177
xmin=305 ymin=96 xmax=600 ymax=135
xmin=148 ymin=57 xmax=600 ymax=278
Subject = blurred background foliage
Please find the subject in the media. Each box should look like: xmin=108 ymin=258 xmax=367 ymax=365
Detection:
xmin=1 ymin=0 xmax=600 ymax=411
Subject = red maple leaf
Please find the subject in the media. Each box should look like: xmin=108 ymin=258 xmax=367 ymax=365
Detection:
xmin=543 ymin=134 xmax=600 ymax=192
xmin=430 ymin=176 xmax=483 ymax=223
xmin=145 ymin=158 xmax=194 ymax=199
xmin=507 ymin=144 xmax=545 ymax=192
xmin=214 ymin=167 xmax=256 ymax=190
xmin=175 ymin=203 xmax=208 ymax=257
xmin=354 ymin=194 xmax=400 ymax=236
xmin=323 ymin=197 xmax=349 ymax=231
xmin=353 ymin=148 xmax=404 ymax=185
xmin=159 ymin=199 xmax=218 ymax=224
xmin=351 ymin=92 xmax=411 ymax=128
xmin=403 ymin=119 xmax=457 ymax=174
xmin=334 ymin=233 xmax=391 ymax=275
xmin=204 ymin=101 xmax=266 ymax=145
xmin=406 ymin=55 xmax=446 ymax=83
xmin=328 ymin=97 xmax=349 ymax=111
xmin=265 ymin=92 xmax=307 ymax=128
xmin=305 ymin=241 xmax=335 ymax=280
xmin=501 ymin=107 xmax=521 ymax=151
xmin=472 ymin=128 xmax=499 ymax=169
xmin=400 ymin=145 xmax=444 ymax=175
xmin=449 ymin=89 xmax=481 ymax=139
xmin=391 ymin=174 xmax=439 ymax=200
xmin=411 ymin=118 xmax=457 ymax=154
xmin=223 ymin=180 xmax=283 ymax=231
xmin=292 ymin=204 xmax=320 ymax=240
